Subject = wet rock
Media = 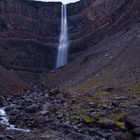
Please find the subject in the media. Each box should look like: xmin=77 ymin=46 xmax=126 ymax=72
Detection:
xmin=9 ymin=109 xmax=20 ymax=116
xmin=5 ymin=104 xmax=15 ymax=112
xmin=0 ymin=96 xmax=6 ymax=106
xmin=124 ymin=108 xmax=140 ymax=129
xmin=0 ymin=125 xmax=6 ymax=131
xmin=26 ymin=104 xmax=40 ymax=113
xmin=9 ymin=116 xmax=17 ymax=124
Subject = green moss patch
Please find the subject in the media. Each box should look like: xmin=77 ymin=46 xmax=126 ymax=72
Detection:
xmin=116 ymin=121 xmax=125 ymax=127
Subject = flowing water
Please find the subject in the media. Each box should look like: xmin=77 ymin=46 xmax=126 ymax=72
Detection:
xmin=0 ymin=107 xmax=30 ymax=132
xmin=56 ymin=4 xmax=68 ymax=68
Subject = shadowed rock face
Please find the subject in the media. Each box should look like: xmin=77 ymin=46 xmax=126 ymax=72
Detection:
xmin=0 ymin=0 xmax=139 ymax=71
xmin=67 ymin=0 xmax=140 ymax=56
xmin=0 ymin=0 xmax=61 ymax=71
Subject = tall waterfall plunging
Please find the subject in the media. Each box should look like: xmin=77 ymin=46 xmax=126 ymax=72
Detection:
xmin=56 ymin=4 xmax=68 ymax=68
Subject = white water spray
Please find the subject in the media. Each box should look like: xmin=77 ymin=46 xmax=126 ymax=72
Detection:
xmin=56 ymin=4 xmax=68 ymax=68
xmin=0 ymin=107 xmax=30 ymax=132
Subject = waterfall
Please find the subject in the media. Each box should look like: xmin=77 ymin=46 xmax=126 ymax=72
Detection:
xmin=56 ymin=4 xmax=68 ymax=68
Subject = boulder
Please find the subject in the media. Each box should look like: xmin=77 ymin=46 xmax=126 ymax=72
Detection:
xmin=108 ymin=132 xmax=134 ymax=140
xmin=132 ymin=127 xmax=140 ymax=136
xmin=0 ymin=135 xmax=4 ymax=140
xmin=124 ymin=108 xmax=140 ymax=129
xmin=26 ymin=104 xmax=40 ymax=113
xmin=99 ymin=119 xmax=116 ymax=129
xmin=49 ymin=87 xmax=60 ymax=96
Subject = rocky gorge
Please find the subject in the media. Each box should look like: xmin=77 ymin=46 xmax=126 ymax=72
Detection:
xmin=0 ymin=0 xmax=140 ymax=140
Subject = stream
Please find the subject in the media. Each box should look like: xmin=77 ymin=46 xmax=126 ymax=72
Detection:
xmin=0 ymin=107 xmax=30 ymax=132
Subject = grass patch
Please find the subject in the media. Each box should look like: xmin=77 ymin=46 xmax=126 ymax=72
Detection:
xmin=116 ymin=121 xmax=125 ymax=127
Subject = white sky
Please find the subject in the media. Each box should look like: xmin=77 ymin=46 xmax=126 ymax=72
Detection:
xmin=33 ymin=0 xmax=80 ymax=5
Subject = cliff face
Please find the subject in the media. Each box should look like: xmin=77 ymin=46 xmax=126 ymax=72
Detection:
xmin=0 ymin=0 xmax=139 ymax=72
xmin=46 ymin=23 xmax=140 ymax=90
xmin=67 ymin=0 xmax=140 ymax=56
xmin=0 ymin=0 xmax=61 ymax=72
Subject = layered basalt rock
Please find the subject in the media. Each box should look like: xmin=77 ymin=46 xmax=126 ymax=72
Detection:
xmin=0 ymin=0 xmax=61 ymax=71
xmin=67 ymin=0 xmax=140 ymax=56
xmin=0 ymin=38 xmax=56 ymax=72
xmin=0 ymin=0 xmax=139 ymax=71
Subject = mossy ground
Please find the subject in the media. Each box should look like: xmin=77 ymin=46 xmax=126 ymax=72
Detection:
xmin=49 ymin=75 xmax=140 ymax=129
xmin=56 ymin=86 xmax=128 ymax=127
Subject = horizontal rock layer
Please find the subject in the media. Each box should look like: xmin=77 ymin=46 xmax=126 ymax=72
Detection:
xmin=0 ymin=0 xmax=139 ymax=71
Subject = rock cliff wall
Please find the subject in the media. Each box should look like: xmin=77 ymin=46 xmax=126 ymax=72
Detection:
xmin=0 ymin=0 xmax=139 ymax=71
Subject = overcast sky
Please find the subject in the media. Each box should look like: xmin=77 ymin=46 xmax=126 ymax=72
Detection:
xmin=33 ymin=0 xmax=80 ymax=4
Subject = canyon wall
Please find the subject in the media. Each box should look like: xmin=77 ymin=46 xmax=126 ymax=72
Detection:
xmin=67 ymin=0 xmax=140 ymax=56
xmin=0 ymin=0 xmax=139 ymax=72
xmin=0 ymin=0 xmax=61 ymax=72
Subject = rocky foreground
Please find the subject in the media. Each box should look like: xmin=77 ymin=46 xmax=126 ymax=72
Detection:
xmin=0 ymin=82 xmax=140 ymax=140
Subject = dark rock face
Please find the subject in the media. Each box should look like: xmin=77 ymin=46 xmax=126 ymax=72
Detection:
xmin=0 ymin=0 xmax=61 ymax=71
xmin=0 ymin=38 xmax=56 ymax=72
xmin=124 ymin=108 xmax=140 ymax=138
xmin=124 ymin=109 xmax=140 ymax=129
xmin=0 ymin=0 xmax=140 ymax=72
xmin=68 ymin=0 xmax=140 ymax=56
